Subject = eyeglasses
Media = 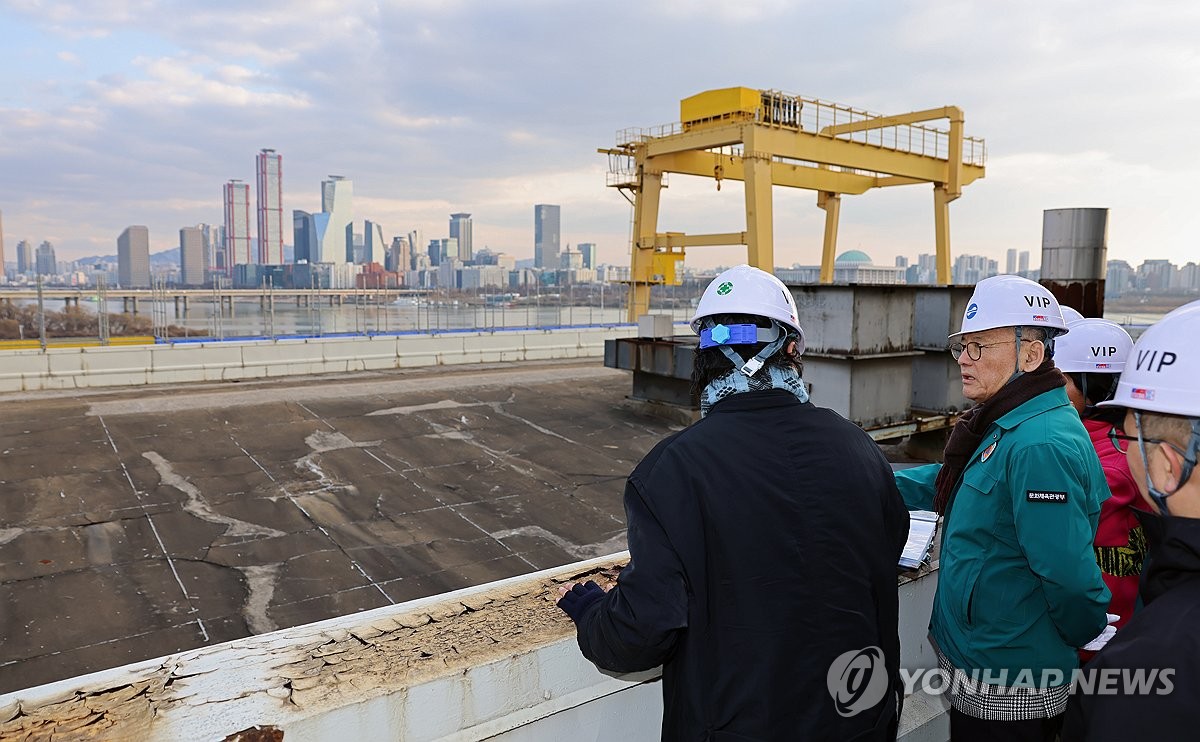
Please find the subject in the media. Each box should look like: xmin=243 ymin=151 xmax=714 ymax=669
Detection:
xmin=949 ymin=340 xmax=1011 ymax=361
xmin=1109 ymin=428 xmax=1174 ymax=455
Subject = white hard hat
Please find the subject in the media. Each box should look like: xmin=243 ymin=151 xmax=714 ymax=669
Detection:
xmin=1061 ymin=306 xmax=1085 ymax=324
xmin=950 ymin=274 xmax=1069 ymax=340
xmin=691 ymin=265 xmax=805 ymax=352
xmin=1054 ymin=319 xmax=1133 ymax=373
xmin=1099 ymin=300 xmax=1200 ymax=417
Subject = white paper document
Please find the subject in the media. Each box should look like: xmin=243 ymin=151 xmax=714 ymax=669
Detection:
xmin=899 ymin=510 xmax=939 ymax=570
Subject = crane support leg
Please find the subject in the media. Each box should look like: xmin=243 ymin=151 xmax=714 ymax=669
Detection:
xmin=743 ymin=151 xmax=774 ymax=271
xmin=818 ymin=191 xmax=841 ymax=284
xmin=628 ymin=171 xmax=663 ymax=321
xmin=934 ymin=184 xmax=952 ymax=285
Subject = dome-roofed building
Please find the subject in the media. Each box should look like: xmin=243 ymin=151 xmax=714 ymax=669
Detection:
xmin=835 ymin=249 xmax=874 ymax=265
xmin=777 ymin=249 xmax=906 ymax=285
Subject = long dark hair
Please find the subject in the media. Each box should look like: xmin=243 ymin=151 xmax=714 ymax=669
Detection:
xmin=690 ymin=313 xmax=804 ymax=401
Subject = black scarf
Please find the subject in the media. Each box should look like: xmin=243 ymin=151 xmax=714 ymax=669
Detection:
xmin=933 ymin=358 xmax=1065 ymax=515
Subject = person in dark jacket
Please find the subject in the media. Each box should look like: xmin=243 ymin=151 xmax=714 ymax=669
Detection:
xmin=1063 ymin=301 xmax=1200 ymax=741
xmin=557 ymin=265 xmax=909 ymax=741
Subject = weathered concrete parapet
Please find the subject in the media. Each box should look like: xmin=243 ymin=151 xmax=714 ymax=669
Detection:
xmin=0 ymin=556 xmax=635 ymax=741
xmin=0 ymin=551 xmax=944 ymax=741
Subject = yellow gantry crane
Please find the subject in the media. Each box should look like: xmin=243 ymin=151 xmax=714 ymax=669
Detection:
xmin=601 ymin=87 xmax=987 ymax=321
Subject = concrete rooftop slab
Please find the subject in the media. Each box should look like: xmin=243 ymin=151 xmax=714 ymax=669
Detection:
xmin=0 ymin=361 xmax=677 ymax=693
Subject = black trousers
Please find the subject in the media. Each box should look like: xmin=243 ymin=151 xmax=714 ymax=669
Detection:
xmin=950 ymin=707 xmax=1064 ymax=742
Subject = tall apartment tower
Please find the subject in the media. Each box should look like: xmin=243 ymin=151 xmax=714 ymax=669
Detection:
xmin=35 ymin=241 xmax=56 ymax=275
xmin=0 ymin=209 xmax=6 ymax=281
xmin=320 ymin=176 xmax=353 ymax=264
xmin=198 ymin=223 xmax=219 ymax=274
xmin=1018 ymin=250 xmax=1030 ymax=274
xmin=16 ymin=240 xmax=32 ymax=275
xmin=180 ymin=226 xmax=205 ymax=286
xmin=118 ymin=226 xmax=151 ymax=288
xmin=389 ymin=235 xmax=410 ymax=274
xmin=293 ymin=210 xmax=313 ymax=263
xmin=577 ymin=242 xmax=597 ymax=269
xmin=1006 ymin=248 xmax=1017 ymax=275
xmin=449 ymin=213 xmax=473 ymax=262
xmin=534 ymin=204 xmax=561 ymax=269
xmin=256 ymin=149 xmax=284 ymax=265
xmin=364 ymin=221 xmax=385 ymax=265
xmin=224 ymin=180 xmax=253 ymax=269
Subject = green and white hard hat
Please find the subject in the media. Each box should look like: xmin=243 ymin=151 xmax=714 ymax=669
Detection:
xmin=950 ymin=274 xmax=1069 ymax=340
xmin=690 ymin=265 xmax=805 ymax=353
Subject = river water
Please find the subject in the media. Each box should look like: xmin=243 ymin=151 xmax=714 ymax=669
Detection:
xmin=95 ymin=297 xmax=695 ymax=339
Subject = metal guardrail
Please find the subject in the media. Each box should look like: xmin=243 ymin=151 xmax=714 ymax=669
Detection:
xmin=615 ymin=90 xmax=987 ymax=167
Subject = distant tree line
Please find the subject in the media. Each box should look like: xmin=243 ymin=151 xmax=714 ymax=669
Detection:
xmin=0 ymin=302 xmax=201 ymax=340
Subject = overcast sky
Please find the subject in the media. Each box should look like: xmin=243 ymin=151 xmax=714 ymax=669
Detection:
xmin=2 ymin=0 xmax=1198 ymax=270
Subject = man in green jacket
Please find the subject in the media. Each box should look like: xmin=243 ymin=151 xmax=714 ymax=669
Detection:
xmin=896 ymin=275 xmax=1112 ymax=741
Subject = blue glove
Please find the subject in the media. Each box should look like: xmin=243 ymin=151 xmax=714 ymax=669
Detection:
xmin=557 ymin=580 xmax=606 ymax=624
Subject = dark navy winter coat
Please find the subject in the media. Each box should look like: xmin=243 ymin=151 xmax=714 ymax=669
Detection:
xmin=572 ymin=390 xmax=909 ymax=741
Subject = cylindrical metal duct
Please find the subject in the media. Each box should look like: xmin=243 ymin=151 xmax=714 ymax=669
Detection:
xmin=1039 ymin=208 xmax=1108 ymax=317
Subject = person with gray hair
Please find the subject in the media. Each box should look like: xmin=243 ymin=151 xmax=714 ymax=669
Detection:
xmin=895 ymin=275 xmax=1112 ymax=741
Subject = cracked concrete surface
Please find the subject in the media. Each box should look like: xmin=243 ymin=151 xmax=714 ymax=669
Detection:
xmin=0 ymin=361 xmax=672 ymax=694
xmin=0 ymin=559 xmax=625 ymax=741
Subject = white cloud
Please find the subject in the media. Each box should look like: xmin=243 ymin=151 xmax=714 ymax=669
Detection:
xmin=2 ymin=0 xmax=1200 ymax=270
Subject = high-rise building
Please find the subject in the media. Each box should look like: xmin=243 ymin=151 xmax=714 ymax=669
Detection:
xmin=1006 ymin=248 xmax=1017 ymax=275
xmin=320 ymin=176 xmax=353 ymax=264
xmin=577 ymin=242 xmax=597 ymax=269
xmin=449 ymin=213 xmax=473 ymax=262
xmin=35 ymin=241 xmax=56 ymax=276
xmin=407 ymin=229 xmax=422 ymax=268
xmin=198 ymin=223 xmax=219 ymax=274
xmin=534 ymin=204 xmax=560 ymax=269
xmin=364 ymin=221 xmax=385 ymax=266
xmin=952 ymin=254 xmax=999 ymax=285
xmin=388 ymin=235 xmax=410 ymax=274
xmin=0 ymin=209 xmax=6 ymax=281
xmin=17 ymin=239 xmax=33 ymax=275
xmin=560 ymin=249 xmax=583 ymax=270
xmin=1105 ymin=259 xmax=1135 ymax=297
xmin=1138 ymin=259 xmax=1175 ymax=291
xmin=180 ymin=227 xmax=205 ymax=286
xmin=1018 ymin=250 xmax=1030 ymax=274
xmin=348 ymin=227 xmax=363 ymax=263
xmin=427 ymin=238 xmax=458 ymax=267
xmin=118 ymin=226 xmax=151 ymax=288
xmin=293 ymin=210 xmax=313 ymax=263
xmin=256 ymin=149 xmax=284 ymax=265
xmin=209 ymin=225 xmax=227 ymax=275
xmin=224 ymin=179 xmax=253 ymax=269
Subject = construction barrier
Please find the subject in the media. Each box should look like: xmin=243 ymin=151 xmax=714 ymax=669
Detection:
xmin=0 ymin=326 xmax=650 ymax=393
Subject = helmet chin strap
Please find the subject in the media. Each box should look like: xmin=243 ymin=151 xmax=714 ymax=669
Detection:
xmin=707 ymin=319 xmax=788 ymax=377
xmin=1005 ymin=326 xmax=1056 ymax=385
xmin=1006 ymin=326 xmax=1025 ymax=384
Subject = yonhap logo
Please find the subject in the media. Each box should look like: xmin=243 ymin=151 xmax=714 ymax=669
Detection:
xmin=827 ymin=646 xmax=888 ymax=717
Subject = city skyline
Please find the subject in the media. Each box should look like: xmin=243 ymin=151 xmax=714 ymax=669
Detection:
xmin=2 ymin=3 xmax=1198 ymax=270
